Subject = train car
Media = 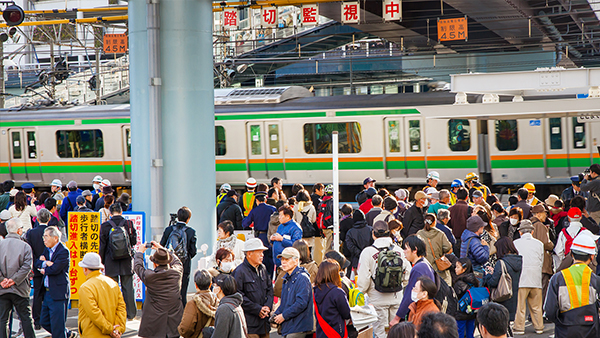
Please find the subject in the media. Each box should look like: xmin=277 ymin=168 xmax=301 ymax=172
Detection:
xmin=1 ymin=87 xmax=599 ymax=189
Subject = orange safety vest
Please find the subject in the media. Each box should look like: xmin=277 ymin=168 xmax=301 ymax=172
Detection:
xmin=242 ymin=192 xmax=255 ymax=217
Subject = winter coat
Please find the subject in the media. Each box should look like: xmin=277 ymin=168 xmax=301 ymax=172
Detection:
xmin=373 ymin=210 xmax=396 ymax=225
xmin=178 ymin=290 xmax=218 ymax=338
xmin=513 ymin=233 xmax=543 ymax=288
xmin=514 ymin=200 xmax=531 ymax=219
xmin=231 ymin=258 xmax=273 ymax=335
xmin=242 ymin=202 xmax=276 ymax=232
xmin=560 ymin=187 xmax=589 ymax=204
xmin=452 ymin=272 xmax=479 ymax=321
xmin=483 ymin=254 xmax=522 ymax=321
xmin=448 ymin=200 xmax=471 ymax=239
xmin=208 ymin=235 xmax=245 ymax=268
xmin=492 ymin=214 xmax=507 ymax=229
xmin=0 ymin=233 xmax=33 ymax=299
xmin=314 ymin=283 xmax=351 ymax=338
xmin=396 ymin=257 xmax=434 ymax=319
xmin=293 ymin=201 xmax=316 ymax=224
xmin=274 ymin=261 xmax=318 ymax=297
xmin=359 ymin=199 xmax=374 ymax=215
xmin=408 ymin=299 xmax=440 ymax=330
xmin=99 ymin=215 xmax=137 ymax=277
xmin=498 ymin=220 xmax=520 ymax=241
xmin=217 ymin=196 xmax=243 ymax=230
xmin=339 ymin=215 xmax=354 ymax=258
xmin=345 ymin=220 xmax=373 ymax=269
xmin=160 ymin=222 xmax=197 ymax=275
xmin=460 ymin=229 xmax=490 ymax=268
xmin=213 ymin=293 xmax=248 ymax=338
xmin=77 ymin=271 xmax=127 ymax=338
xmin=581 ymin=177 xmax=600 ymax=212
xmin=272 ymin=219 xmax=303 ymax=267
xmin=401 ymin=204 xmax=425 ymax=238
xmin=275 ymin=266 xmax=314 ymax=336
xmin=530 ymin=216 xmax=555 ymax=275
xmin=417 ymin=227 xmax=453 ymax=284
xmin=8 ymin=204 xmax=37 ymax=232
xmin=61 ymin=190 xmax=81 ymax=222
xmin=133 ymin=252 xmax=184 ymax=338
xmin=365 ymin=207 xmax=382 ymax=227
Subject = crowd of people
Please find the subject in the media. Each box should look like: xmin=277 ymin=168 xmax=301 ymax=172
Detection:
xmin=2 ymin=164 xmax=600 ymax=338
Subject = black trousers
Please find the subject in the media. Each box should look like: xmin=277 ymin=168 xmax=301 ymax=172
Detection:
xmin=181 ymin=272 xmax=190 ymax=307
xmin=0 ymin=293 xmax=36 ymax=338
xmin=32 ymin=276 xmax=45 ymax=326
xmin=110 ymin=275 xmax=137 ymax=319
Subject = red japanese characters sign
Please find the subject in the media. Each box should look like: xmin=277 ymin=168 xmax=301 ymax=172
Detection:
xmin=223 ymin=8 xmax=239 ymax=29
xmin=261 ymin=7 xmax=278 ymax=28
xmin=67 ymin=212 xmax=101 ymax=299
xmin=103 ymin=33 xmax=128 ymax=54
xmin=438 ymin=17 xmax=468 ymax=41
xmin=122 ymin=212 xmax=146 ymax=302
xmin=301 ymin=4 xmax=319 ymax=25
xmin=341 ymin=2 xmax=360 ymax=24
xmin=383 ymin=0 xmax=402 ymax=22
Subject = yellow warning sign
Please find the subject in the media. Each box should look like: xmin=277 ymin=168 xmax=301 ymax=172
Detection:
xmin=438 ymin=17 xmax=467 ymax=42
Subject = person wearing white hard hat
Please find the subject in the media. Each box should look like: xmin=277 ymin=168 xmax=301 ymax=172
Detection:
xmin=91 ymin=175 xmax=103 ymax=194
xmin=424 ymin=171 xmax=440 ymax=190
xmin=216 ymin=183 xmax=231 ymax=207
xmin=49 ymin=179 xmax=65 ymax=207
xmin=240 ymin=178 xmax=257 ymax=217
xmin=545 ymin=230 xmax=600 ymax=338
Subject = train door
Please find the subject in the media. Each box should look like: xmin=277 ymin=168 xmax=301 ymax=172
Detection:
xmin=544 ymin=116 xmax=570 ymax=179
xmin=383 ymin=118 xmax=407 ymax=178
xmin=121 ymin=126 xmax=131 ymax=181
xmin=246 ymin=121 xmax=286 ymax=180
xmin=7 ymin=128 xmax=42 ymax=182
xmin=404 ymin=118 xmax=427 ymax=179
xmin=567 ymin=116 xmax=591 ymax=175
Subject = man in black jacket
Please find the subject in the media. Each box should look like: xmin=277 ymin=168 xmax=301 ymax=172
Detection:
xmin=99 ymin=203 xmax=137 ymax=319
xmin=346 ymin=210 xmax=373 ymax=270
xmin=217 ymin=190 xmax=243 ymax=230
xmin=231 ymin=238 xmax=273 ymax=338
xmin=160 ymin=206 xmax=197 ymax=307
xmin=401 ymin=191 xmax=428 ymax=238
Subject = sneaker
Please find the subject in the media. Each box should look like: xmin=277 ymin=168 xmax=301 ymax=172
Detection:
xmin=34 ymin=324 xmax=41 ymax=330
xmin=536 ymin=329 xmax=545 ymax=334
xmin=513 ymin=330 xmax=525 ymax=335
xmin=67 ymin=331 xmax=79 ymax=338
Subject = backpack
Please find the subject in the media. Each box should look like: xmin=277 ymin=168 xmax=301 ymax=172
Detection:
xmin=433 ymin=269 xmax=459 ymax=317
xmin=300 ymin=210 xmax=317 ymax=238
xmin=563 ymin=227 xmax=586 ymax=255
xmin=166 ymin=224 xmax=189 ymax=262
xmin=108 ymin=219 xmax=133 ymax=260
xmin=372 ymin=245 xmax=405 ymax=293
xmin=316 ymin=198 xmax=333 ymax=230
xmin=348 ymin=284 xmax=365 ymax=307
xmin=458 ymin=286 xmax=490 ymax=314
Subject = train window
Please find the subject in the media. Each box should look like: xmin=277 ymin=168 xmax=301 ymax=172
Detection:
xmin=303 ymin=122 xmax=362 ymax=154
xmin=573 ymin=117 xmax=586 ymax=149
xmin=55 ymin=130 xmax=104 ymax=158
xmin=388 ymin=120 xmax=400 ymax=152
xmin=448 ymin=119 xmax=470 ymax=151
xmin=495 ymin=120 xmax=518 ymax=151
xmin=408 ymin=120 xmax=421 ymax=152
xmin=268 ymin=124 xmax=279 ymax=155
xmin=27 ymin=131 xmax=37 ymax=159
xmin=215 ymin=126 xmax=226 ymax=156
xmin=549 ymin=118 xmax=562 ymax=150
xmin=250 ymin=125 xmax=261 ymax=155
xmin=11 ymin=131 xmax=21 ymax=159
xmin=125 ymin=129 xmax=131 ymax=157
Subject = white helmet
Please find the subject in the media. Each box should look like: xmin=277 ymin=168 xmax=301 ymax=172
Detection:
xmin=50 ymin=179 xmax=62 ymax=188
xmin=220 ymin=183 xmax=231 ymax=192
xmin=92 ymin=175 xmax=103 ymax=183
xmin=101 ymin=179 xmax=111 ymax=187
xmin=246 ymin=177 xmax=257 ymax=188
xmin=427 ymin=171 xmax=440 ymax=181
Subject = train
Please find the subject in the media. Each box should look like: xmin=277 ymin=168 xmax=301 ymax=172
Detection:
xmin=1 ymin=86 xmax=599 ymax=191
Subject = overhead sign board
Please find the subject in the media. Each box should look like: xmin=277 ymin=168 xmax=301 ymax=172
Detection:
xmin=103 ymin=33 xmax=128 ymax=54
xmin=383 ymin=0 xmax=401 ymax=22
xmin=301 ymin=4 xmax=319 ymax=25
xmin=223 ymin=8 xmax=239 ymax=29
xmin=260 ymin=7 xmax=278 ymax=27
xmin=341 ymin=2 xmax=360 ymax=24
xmin=438 ymin=17 xmax=467 ymax=42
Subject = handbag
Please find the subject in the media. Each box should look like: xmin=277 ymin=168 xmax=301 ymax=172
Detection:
xmin=490 ymin=260 xmax=513 ymax=302
xmin=427 ymin=238 xmax=452 ymax=271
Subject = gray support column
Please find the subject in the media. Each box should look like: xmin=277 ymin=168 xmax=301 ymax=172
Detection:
xmin=160 ymin=0 xmax=216 ymax=283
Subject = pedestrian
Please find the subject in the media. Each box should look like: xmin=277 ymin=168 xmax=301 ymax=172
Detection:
xmin=292 ymin=189 xmax=317 ymax=235
xmin=313 ymin=259 xmax=351 ymax=338
xmin=475 ymin=208 xmax=498 ymax=271
xmin=274 ymin=239 xmax=317 ymax=297
xmin=388 ymin=322 xmax=416 ymax=338
xmin=555 ymin=207 xmax=587 ymax=267
xmin=544 ymin=231 xmax=600 ymax=337
xmin=436 ymin=209 xmax=456 ymax=247
xmin=472 ymin=190 xmax=491 ymax=216
xmin=94 ymin=181 xmax=114 ymax=212
xmin=0 ymin=210 xmax=9 ymax=239
xmin=355 ymin=177 xmax=376 ymax=205
xmin=346 ymin=209 xmax=373 ymax=271
xmin=514 ymin=188 xmax=531 ymax=219
xmin=216 ymin=183 xmax=231 ymax=207
xmin=272 ymin=247 xmax=314 ymax=337
xmin=394 ymin=189 xmax=410 ymax=221
xmin=231 ymin=238 xmax=273 ymax=338
xmin=490 ymin=203 xmax=507 ymax=229
xmin=49 ymin=180 xmax=65 ymax=207
xmin=512 ymin=220 xmax=545 ymax=335
xmin=208 ymin=220 xmax=244 ymax=268
xmin=271 ymin=204 xmax=302 ymax=269
xmin=271 ymin=177 xmax=287 ymax=201
xmin=99 ymin=195 xmax=114 ymax=224
xmin=365 ymin=194 xmax=383 ymax=226
xmin=476 ymin=303 xmax=510 ymax=338
xmin=99 ymin=203 xmax=137 ymax=320
xmin=37 ymin=226 xmax=78 ymax=338
xmin=178 ymin=270 xmax=218 ymax=338
xmin=315 ymin=184 xmax=335 ymax=263
xmin=211 ymin=275 xmax=248 ymax=338
xmin=529 ymin=204 xmax=555 ymax=303
xmin=310 ymin=183 xmax=324 ymax=209
xmin=134 ymin=242 xmax=184 ymax=338
xmin=339 ymin=203 xmax=354 ymax=258
xmin=0 ymin=181 xmax=10 ymax=211
xmin=0 ymin=218 xmax=35 ymax=338
xmin=240 ymin=178 xmax=257 ymax=217
xmin=208 ymin=248 xmax=235 ymax=284
xmin=464 ymin=173 xmax=491 ymax=202
xmin=77 ymin=252 xmax=127 ymax=338
xmin=460 ymin=215 xmax=490 ymax=280
xmin=160 ymin=206 xmax=197 ymax=307
xmin=498 ymin=207 xmax=522 ymax=240
xmin=9 ymin=191 xmax=37 ymax=232
xmin=241 ymin=191 xmax=276 ymax=279
xmin=59 ymin=181 xmax=80 ymax=223
xmin=452 ymin=258 xmax=478 ymax=338
xmin=417 ymin=213 xmax=453 ymax=285
xmin=82 ymin=190 xmax=94 ymax=210
xmin=561 ymin=175 xmax=588 ymax=204
xmin=217 ymin=190 xmax=243 ymax=230
xmin=482 ymin=237 xmax=522 ymax=322
xmin=116 ymin=193 xmax=131 ymax=212
xmin=448 ymin=188 xmax=471 ymax=254
xmin=25 ymin=208 xmax=53 ymax=330
xmin=323 ymin=251 xmax=353 ymax=297
xmin=580 ymin=164 xmax=600 ymax=223
xmin=401 ymin=191 xmax=429 ymax=238
xmin=417 ymin=312 xmax=459 ymax=338
xmin=408 ymin=277 xmax=441 ymax=330
xmin=75 ymin=196 xmax=92 ymax=212
xmin=373 ymin=196 xmax=398 ymax=225
xmin=358 ymin=187 xmax=377 ymax=215
xmin=43 ymin=198 xmax=61 ymax=229
xmin=569 ymin=195 xmax=600 ymax=234
xmin=428 ymin=189 xmax=450 ymax=215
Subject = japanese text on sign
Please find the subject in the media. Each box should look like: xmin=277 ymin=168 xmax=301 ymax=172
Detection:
xmin=301 ymin=4 xmax=319 ymax=25
xmin=223 ymin=8 xmax=238 ymax=28
xmin=261 ymin=7 xmax=278 ymax=27
xmin=438 ymin=17 xmax=468 ymax=41
xmin=67 ymin=212 xmax=101 ymax=299
xmin=383 ymin=0 xmax=402 ymax=22
xmin=103 ymin=34 xmax=128 ymax=54
xmin=122 ymin=212 xmax=146 ymax=302
xmin=341 ymin=2 xmax=360 ymax=24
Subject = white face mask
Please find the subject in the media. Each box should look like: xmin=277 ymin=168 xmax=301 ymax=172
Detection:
xmin=411 ymin=290 xmax=422 ymax=302
xmin=220 ymin=261 xmax=235 ymax=273
xmin=509 ymin=218 xmax=518 ymax=225
xmin=93 ymin=184 xmax=100 ymax=191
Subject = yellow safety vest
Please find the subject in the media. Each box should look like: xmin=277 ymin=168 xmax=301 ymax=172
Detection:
xmin=216 ymin=192 xmax=226 ymax=207
xmin=449 ymin=191 xmax=457 ymax=206
xmin=560 ymin=263 xmax=593 ymax=312
xmin=242 ymin=192 xmax=255 ymax=217
xmin=530 ymin=197 xmax=541 ymax=206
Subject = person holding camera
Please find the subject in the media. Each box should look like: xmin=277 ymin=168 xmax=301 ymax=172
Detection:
xmin=580 ymin=164 xmax=600 ymax=224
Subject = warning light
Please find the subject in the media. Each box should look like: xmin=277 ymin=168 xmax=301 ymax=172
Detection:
xmin=3 ymin=4 xmax=24 ymax=26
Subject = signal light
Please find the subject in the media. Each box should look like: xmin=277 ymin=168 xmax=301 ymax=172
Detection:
xmin=8 ymin=27 xmax=16 ymax=36
xmin=3 ymin=4 xmax=24 ymax=27
xmin=0 ymin=32 xmax=7 ymax=42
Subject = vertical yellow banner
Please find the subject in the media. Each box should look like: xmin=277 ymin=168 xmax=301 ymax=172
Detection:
xmin=67 ymin=212 xmax=101 ymax=300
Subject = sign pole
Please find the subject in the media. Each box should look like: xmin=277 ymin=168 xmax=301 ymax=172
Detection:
xmin=332 ymin=131 xmax=340 ymax=252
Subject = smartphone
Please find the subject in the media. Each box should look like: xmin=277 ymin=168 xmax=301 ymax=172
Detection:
xmin=145 ymin=243 xmax=152 ymax=249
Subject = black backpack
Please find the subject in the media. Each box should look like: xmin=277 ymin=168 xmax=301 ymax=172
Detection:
xmin=300 ymin=210 xmax=317 ymax=238
xmin=108 ymin=219 xmax=133 ymax=260
xmin=166 ymin=224 xmax=189 ymax=262
xmin=433 ymin=268 xmax=459 ymax=317
xmin=372 ymin=245 xmax=406 ymax=293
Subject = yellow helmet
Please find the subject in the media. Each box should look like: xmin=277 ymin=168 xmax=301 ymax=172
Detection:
xmin=465 ymin=172 xmax=479 ymax=182
xmin=524 ymin=183 xmax=536 ymax=193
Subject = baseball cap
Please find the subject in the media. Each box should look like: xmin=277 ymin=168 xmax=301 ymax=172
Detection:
xmin=373 ymin=220 xmax=389 ymax=234
xmin=363 ymin=177 xmax=376 ymax=185
xmin=414 ymin=191 xmax=430 ymax=200
xmin=568 ymin=207 xmax=582 ymax=220
xmin=277 ymin=247 xmax=300 ymax=259
xmin=66 ymin=180 xmax=77 ymax=189
xmin=472 ymin=190 xmax=483 ymax=198
xmin=76 ymin=196 xmax=86 ymax=205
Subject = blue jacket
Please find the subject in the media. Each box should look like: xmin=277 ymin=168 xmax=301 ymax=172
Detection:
xmin=436 ymin=221 xmax=456 ymax=246
xmin=242 ymin=203 xmax=276 ymax=231
xmin=35 ymin=242 xmax=70 ymax=300
xmin=396 ymin=257 xmax=435 ymax=319
xmin=60 ymin=190 xmax=81 ymax=224
xmin=314 ymin=283 xmax=351 ymax=338
xmin=460 ymin=229 xmax=489 ymax=266
xmin=272 ymin=220 xmax=302 ymax=266
xmin=275 ymin=266 xmax=314 ymax=335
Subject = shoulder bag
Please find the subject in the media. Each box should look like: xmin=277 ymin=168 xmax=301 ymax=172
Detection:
xmin=489 ymin=260 xmax=512 ymax=302
xmin=427 ymin=238 xmax=452 ymax=271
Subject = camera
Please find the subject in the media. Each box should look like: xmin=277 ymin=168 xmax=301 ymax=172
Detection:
xmin=169 ymin=213 xmax=177 ymax=226
xmin=145 ymin=243 xmax=152 ymax=249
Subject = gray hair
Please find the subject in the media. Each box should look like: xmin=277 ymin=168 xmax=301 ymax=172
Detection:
xmin=44 ymin=226 xmax=61 ymax=239
xmin=37 ymin=208 xmax=52 ymax=224
xmin=439 ymin=189 xmax=450 ymax=201
xmin=6 ymin=218 xmax=22 ymax=234
xmin=437 ymin=209 xmax=450 ymax=221
xmin=371 ymin=194 xmax=383 ymax=206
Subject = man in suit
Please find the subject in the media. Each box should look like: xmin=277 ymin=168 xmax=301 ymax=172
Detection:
xmin=25 ymin=208 xmax=53 ymax=330
xmin=160 ymin=206 xmax=197 ymax=306
xmin=36 ymin=226 xmax=78 ymax=338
